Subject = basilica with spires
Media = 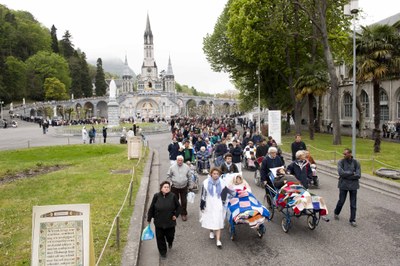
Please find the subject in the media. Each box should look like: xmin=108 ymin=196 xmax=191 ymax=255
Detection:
xmin=111 ymin=14 xmax=180 ymax=119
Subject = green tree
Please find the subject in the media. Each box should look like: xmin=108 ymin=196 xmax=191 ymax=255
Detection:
xmin=26 ymin=51 xmax=71 ymax=101
xmin=94 ymin=58 xmax=107 ymax=96
xmin=3 ymin=56 xmax=27 ymax=101
xmin=80 ymin=52 xmax=93 ymax=97
xmin=355 ymin=24 xmax=400 ymax=152
xmin=44 ymin=77 xmax=68 ymax=101
xmin=69 ymin=53 xmax=83 ymax=98
xmin=50 ymin=25 xmax=59 ymax=54
xmin=60 ymin=30 xmax=74 ymax=58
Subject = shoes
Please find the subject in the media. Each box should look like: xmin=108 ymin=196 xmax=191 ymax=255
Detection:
xmin=168 ymin=243 xmax=173 ymax=249
xmin=350 ymin=221 xmax=357 ymax=227
xmin=334 ymin=214 xmax=339 ymax=220
xmin=216 ymin=240 xmax=222 ymax=248
xmin=209 ymin=231 xmax=215 ymax=239
xmin=160 ymin=254 xmax=167 ymax=259
xmin=181 ymin=215 xmax=187 ymax=221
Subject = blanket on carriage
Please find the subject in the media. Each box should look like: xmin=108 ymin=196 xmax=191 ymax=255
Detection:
xmin=275 ymin=183 xmax=328 ymax=216
xmin=228 ymin=190 xmax=270 ymax=228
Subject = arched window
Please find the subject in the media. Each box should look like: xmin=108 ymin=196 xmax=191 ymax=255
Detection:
xmin=380 ymin=89 xmax=389 ymax=121
xmin=344 ymin=93 xmax=352 ymax=117
xmin=397 ymin=93 xmax=400 ymax=119
xmin=360 ymin=90 xmax=370 ymax=117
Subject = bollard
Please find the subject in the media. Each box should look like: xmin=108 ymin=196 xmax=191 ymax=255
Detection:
xmin=116 ymin=216 xmax=120 ymax=250
xmin=372 ymin=157 xmax=375 ymax=173
xmin=129 ymin=181 xmax=133 ymax=206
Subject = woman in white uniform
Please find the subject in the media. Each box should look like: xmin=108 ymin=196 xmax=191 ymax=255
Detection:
xmin=200 ymin=167 xmax=230 ymax=248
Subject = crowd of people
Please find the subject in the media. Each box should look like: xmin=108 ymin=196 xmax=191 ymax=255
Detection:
xmin=145 ymin=116 xmax=361 ymax=259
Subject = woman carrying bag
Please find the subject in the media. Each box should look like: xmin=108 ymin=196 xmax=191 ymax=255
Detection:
xmin=147 ymin=181 xmax=181 ymax=259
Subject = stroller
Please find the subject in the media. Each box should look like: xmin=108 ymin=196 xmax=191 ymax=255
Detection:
xmin=253 ymin=157 xmax=265 ymax=187
xmin=196 ymin=147 xmax=211 ymax=174
xmin=187 ymin=161 xmax=199 ymax=192
xmin=264 ymin=172 xmax=328 ymax=233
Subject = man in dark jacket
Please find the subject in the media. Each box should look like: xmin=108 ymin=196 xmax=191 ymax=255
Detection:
xmin=168 ymin=138 xmax=180 ymax=164
xmin=260 ymin=147 xmax=284 ymax=187
xmin=194 ymin=136 xmax=206 ymax=153
xmin=256 ymin=139 xmax=268 ymax=158
xmin=291 ymin=134 xmax=307 ymax=161
xmin=214 ymin=138 xmax=228 ymax=167
xmin=220 ymin=153 xmax=239 ymax=174
xmin=230 ymin=140 xmax=243 ymax=171
xmin=334 ymin=148 xmax=361 ymax=227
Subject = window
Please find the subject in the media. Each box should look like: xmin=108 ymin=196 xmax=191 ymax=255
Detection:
xmin=380 ymin=89 xmax=389 ymax=121
xmin=360 ymin=90 xmax=370 ymax=117
xmin=398 ymin=94 xmax=400 ymax=119
xmin=344 ymin=93 xmax=352 ymax=117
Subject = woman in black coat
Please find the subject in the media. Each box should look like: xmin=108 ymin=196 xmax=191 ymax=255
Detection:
xmin=147 ymin=181 xmax=182 ymax=258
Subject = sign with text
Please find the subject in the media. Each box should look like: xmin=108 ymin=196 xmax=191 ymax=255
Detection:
xmin=268 ymin=110 xmax=282 ymax=145
xmin=128 ymin=136 xmax=142 ymax=159
xmin=31 ymin=204 xmax=92 ymax=266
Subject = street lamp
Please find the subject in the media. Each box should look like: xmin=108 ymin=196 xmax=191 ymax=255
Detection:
xmin=0 ymin=100 xmax=4 ymax=120
xmin=256 ymin=70 xmax=261 ymax=133
xmin=345 ymin=0 xmax=359 ymax=158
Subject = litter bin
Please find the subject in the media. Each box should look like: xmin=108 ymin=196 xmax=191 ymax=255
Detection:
xmin=127 ymin=136 xmax=142 ymax=159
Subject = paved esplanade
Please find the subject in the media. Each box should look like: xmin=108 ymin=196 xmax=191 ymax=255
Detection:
xmin=1 ymin=124 xmax=399 ymax=265
xmin=142 ymin=133 xmax=400 ymax=266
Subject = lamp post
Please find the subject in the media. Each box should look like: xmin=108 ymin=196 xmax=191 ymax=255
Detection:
xmin=345 ymin=0 xmax=359 ymax=158
xmin=256 ymin=70 xmax=261 ymax=133
xmin=0 ymin=100 xmax=4 ymax=120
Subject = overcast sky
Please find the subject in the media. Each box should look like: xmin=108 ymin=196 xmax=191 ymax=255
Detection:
xmin=1 ymin=0 xmax=399 ymax=93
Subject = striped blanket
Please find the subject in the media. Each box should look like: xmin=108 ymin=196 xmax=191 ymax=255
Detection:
xmin=276 ymin=183 xmax=328 ymax=216
xmin=228 ymin=190 xmax=270 ymax=228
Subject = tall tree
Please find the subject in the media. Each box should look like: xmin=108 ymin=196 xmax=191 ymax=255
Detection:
xmin=80 ymin=52 xmax=93 ymax=97
xmin=292 ymin=0 xmax=350 ymax=145
xmin=60 ymin=30 xmax=74 ymax=58
xmin=95 ymin=58 xmax=107 ymax=96
xmin=3 ymin=56 xmax=27 ymax=101
xmin=68 ymin=53 xmax=83 ymax=98
xmin=355 ymin=24 xmax=400 ymax=152
xmin=50 ymin=25 xmax=59 ymax=54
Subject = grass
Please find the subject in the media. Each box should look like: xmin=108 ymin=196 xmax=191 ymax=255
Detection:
xmin=0 ymin=144 xmax=148 ymax=265
xmin=279 ymin=132 xmax=400 ymax=181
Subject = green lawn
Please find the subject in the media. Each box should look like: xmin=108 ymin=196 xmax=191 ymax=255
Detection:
xmin=279 ymin=132 xmax=399 ymax=179
xmin=0 ymin=144 xmax=147 ymax=265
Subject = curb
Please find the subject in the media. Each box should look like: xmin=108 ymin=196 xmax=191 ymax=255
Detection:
xmin=121 ymin=149 xmax=154 ymax=266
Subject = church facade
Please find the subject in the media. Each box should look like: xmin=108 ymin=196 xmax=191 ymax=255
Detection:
xmin=113 ymin=15 xmax=180 ymax=119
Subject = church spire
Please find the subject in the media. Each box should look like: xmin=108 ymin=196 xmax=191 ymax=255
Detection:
xmin=144 ymin=13 xmax=153 ymax=44
xmin=166 ymin=56 xmax=174 ymax=76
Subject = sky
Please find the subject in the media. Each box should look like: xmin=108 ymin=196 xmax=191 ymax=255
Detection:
xmin=1 ymin=0 xmax=399 ymax=94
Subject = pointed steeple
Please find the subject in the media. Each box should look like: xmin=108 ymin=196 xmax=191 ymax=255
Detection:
xmin=166 ymin=56 xmax=174 ymax=76
xmin=122 ymin=54 xmax=132 ymax=78
xmin=144 ymin=13 xmax=153 ymax=44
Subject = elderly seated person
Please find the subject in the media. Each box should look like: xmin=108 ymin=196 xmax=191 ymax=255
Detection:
xmin=273 ymin=168 xmax=300 ymax=189
xmin=287 ymin=150 xmax=313 ymax=189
